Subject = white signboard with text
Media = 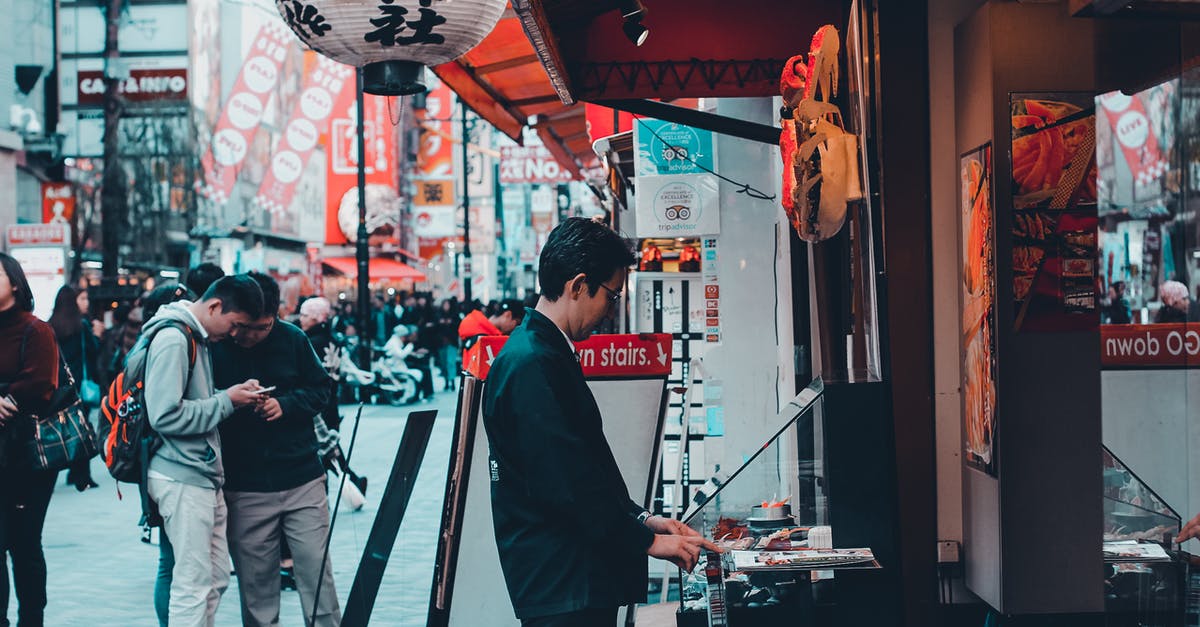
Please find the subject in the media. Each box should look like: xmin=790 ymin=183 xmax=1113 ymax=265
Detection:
xmin=634 ymin=173 xmax=721 ymax=238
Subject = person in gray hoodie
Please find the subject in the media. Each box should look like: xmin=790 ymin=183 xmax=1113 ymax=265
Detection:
xmin=143 ymin=275 xmax=267 ymax=627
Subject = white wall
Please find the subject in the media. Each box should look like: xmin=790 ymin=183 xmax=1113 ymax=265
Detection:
xmin=929 ymin=0 xmax=988 ymax=550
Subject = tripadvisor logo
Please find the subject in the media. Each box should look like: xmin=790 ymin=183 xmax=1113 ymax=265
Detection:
xmin=654 ymin=181 xmax=700 ymax=232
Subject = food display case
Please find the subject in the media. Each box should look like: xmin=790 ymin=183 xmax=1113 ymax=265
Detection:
xmin=674 ymin=378 xmax=880 ymax=626
xmin=1102 ymin=446 xmax=1188 ymax=626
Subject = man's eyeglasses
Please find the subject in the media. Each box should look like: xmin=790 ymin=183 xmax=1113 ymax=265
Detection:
xmin=599 ymin=284 xmax=622 ymax=306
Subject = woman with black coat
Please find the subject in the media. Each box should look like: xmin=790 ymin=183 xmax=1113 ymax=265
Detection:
xmin=0 ymin=253 xmax=62 ymax=627
xmin=47 ymin=285 xmax=100 ymax=491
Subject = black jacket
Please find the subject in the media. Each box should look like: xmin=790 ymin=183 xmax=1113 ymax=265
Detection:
xmin=304 ymin=321 xmax=342 ymax=430
xmin=482 ymin=309 xmax=653 ymax=619
xmin=212 ymin=320 xmax=330 ymax=492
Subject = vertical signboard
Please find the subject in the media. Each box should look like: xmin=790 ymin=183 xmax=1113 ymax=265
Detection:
xmin=197 ymin=21 xmax=294 ymax=205
xmin=325 ymin=80 xmax=398 ymax=244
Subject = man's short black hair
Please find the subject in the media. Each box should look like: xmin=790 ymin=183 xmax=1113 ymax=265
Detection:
xmin=538 ymin=217 xmax=635 ymax=301
xmin=246 ymin=272 xmax=281 ymax=319
xmin=201 ymin=275 xmax=264 ymax=319
xmin=186 ymin=262 xmax=225 ymax=298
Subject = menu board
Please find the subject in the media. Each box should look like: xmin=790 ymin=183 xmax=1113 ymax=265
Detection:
xmin=961 ymin=143 xmax=998 ymax=476
xmin=1010 ymin=93 xmax=1100 ymax=332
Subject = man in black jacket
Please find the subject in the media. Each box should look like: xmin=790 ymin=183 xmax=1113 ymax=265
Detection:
xmin=483 ymin=218 xmax=719 ymax=627
xmin=211 ymin=273 xmax=340 ymax=627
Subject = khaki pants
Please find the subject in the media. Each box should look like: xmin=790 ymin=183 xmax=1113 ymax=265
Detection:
xmin=225 ymin=477 xmax=340 ymax=627
xmin=147 ymin=476 xmax=230 ymax=627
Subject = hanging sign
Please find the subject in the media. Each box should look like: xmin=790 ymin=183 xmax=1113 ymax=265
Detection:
xmin=417 ymin=84 xmax=455 ymax=177
xmin=197 ymin=20 xmax=294 ymax=205
xmin=634 ymin=174 xmax=721 ymax=238
xmin=253 ymin=55 xmax=352 ymax=219
xmin=634 ymin=119 xmax=716 ymax=176
xmin=1097 ymin=91 xmax=1169 ymax=192
xmin=325 ymin=81 xmax=398 ymax=244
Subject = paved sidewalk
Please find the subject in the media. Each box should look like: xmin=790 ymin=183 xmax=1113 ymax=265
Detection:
xmin=25 ymin=393 xmax=458 ymax=626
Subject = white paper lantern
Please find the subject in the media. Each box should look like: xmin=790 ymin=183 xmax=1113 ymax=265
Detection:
xmin=275 ymin=0 xmax=506 ymax=95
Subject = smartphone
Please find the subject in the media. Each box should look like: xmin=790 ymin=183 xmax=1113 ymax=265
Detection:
xmin=251 ymin=386 xmax=277 ymax=395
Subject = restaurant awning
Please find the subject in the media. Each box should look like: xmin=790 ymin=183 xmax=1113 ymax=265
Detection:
xmin=511 ymin=0 xmax=844 ymax=103
xmin=322 ymin=257 xmax=427 ymax=282
xmin=432 ymin=7 xmax=599 ymax=179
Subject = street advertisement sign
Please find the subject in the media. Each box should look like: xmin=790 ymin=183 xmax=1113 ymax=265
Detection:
xmin=198 ymin=20 xmax=294 ymax=205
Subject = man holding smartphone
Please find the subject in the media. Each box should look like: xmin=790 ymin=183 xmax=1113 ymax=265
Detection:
xmin=211 ymin=272 xmax=340 ymax=627
xmin=143 ymin=275 xmax=267 ymax=627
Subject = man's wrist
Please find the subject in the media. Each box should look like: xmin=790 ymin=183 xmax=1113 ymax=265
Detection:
xmin=637 ymin=510 xmax=653 ymax=525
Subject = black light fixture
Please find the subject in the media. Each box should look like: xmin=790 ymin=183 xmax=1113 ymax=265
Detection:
xmin=617 ymin=0 xmax=649 ymax=46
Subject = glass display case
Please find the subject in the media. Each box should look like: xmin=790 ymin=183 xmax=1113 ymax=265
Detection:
xmin=674 ymin=378 xmax=880 ymax=626
xmin=1102 ymin=445 xmax=1187 ymax=626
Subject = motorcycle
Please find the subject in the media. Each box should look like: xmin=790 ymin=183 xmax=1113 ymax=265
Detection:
xmin=337 ymin=340 xmax=421 ymax=406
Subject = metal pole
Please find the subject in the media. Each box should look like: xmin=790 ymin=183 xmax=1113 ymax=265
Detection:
xmin=100 ymin=0 xmax=126 ymax=277
xmin=460 ymin=100 xmax=472 ymax=304
xmin=356 ymin=68 xmax=371 ymax=368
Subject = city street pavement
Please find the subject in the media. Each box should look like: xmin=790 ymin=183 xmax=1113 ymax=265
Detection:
xmin=30 ymin=391 xmax=460 ymax=627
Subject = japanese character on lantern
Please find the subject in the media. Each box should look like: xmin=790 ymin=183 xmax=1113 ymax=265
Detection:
xmin=281 ymin=1 xmax=332 ymax=41
xmin=365 ymin=0 xmax=447 ymax=47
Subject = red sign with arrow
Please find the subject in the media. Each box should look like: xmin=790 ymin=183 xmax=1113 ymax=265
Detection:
xmin=464 ymin=333 xmax=673 ymax=381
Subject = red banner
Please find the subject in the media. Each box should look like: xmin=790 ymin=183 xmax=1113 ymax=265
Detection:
xmin=197 ymin=21 xmax=294 ymax=205
xmin=465 ymin=333 xmax=673 ymax=380
xmin=417 ymin=84 xmax=454 ymax=178
xmin=1097 ymin=91 xmax=1169 ymax=189
xmin=41 ymin=183 xmax=74 ymax=224
xmin=253 ymin=55 xmax=351 ymax=219
xmin=1102 ymin=324 xmax=1200 ymax=368
xmin=324 ymin=83 xmax=397 ymax=244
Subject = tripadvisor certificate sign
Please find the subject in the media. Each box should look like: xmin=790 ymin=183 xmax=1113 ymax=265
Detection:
xmin=635 ymin=174 xmax=720 ymax=237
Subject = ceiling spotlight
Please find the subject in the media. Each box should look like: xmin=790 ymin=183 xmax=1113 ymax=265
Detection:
xmin=622 ymin=18 xmax=649 ymax=46
xmin=617 ymin=0 xmax=649 ymax=46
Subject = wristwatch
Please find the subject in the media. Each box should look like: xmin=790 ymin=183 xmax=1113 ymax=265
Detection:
xmin=637 ymin=510 xmax=653 ymax=524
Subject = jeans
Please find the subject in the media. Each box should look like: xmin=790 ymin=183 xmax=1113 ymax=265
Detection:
xmin=155 ymin=531 xmax=174 ymax=627
xmin=0 ymin=467 xmax=58 ymax=627
xmin=438 ymin=345 xmax=459 ymax=389
xmin=146 ymin=476 xmax=230 ymax=627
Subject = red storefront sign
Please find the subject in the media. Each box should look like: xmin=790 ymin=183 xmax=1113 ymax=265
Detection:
xmin=1102 ymin=324 xmax=1200 ymax=368
xmin=77 ymin=68 xmax=188 ymax=105
xmin=465 ymin=333 xmax=673 ymax=380
xmin=41 ymin=183 xmax=74 ymax=224
xmin=324 ymin=81 xmax=397 ymax=244
xmin=253 ymin=55 xmax=351 ymax=218
xmin=417 ymin=84 xmax=454 ymax=177
xmin=499 ymin=146 xmax=575 ymax=184
xmin=197 ymin=21 xmax=293 ymax=205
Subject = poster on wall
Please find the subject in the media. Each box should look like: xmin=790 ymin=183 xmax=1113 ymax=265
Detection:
xmin=960 ymin=143 xmax=998 ymax=476
xmin=634 ymin=174 xmax=720 ymax=238
xmin=1010 ymin=93 xmax=1100 ymax=332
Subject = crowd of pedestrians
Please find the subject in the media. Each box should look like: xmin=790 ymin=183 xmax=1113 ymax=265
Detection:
xmin=0 ymin=249 xmax=534 ymax=626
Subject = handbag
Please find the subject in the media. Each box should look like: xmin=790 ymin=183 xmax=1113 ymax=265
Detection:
xmin=79 ymin=330 xmax=101 ymax=407
xmin=17 ymin=323 xmax=100 ymax=471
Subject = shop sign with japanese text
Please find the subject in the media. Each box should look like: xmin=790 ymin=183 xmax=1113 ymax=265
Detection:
xmin=634 ymin=174 xmax=720 ymax=238
xmin=634 ymin=119 xmax=716 ymax=176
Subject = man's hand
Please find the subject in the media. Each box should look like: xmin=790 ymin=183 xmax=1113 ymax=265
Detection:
xmin=1178 ymin=512 xmax=1200 ymax=544
xmin=257 ymin=397 xmax=283 ymax=422
xmin=645 ymin=515 xmax=702 ymax=538
xmin=227 ymin=380 xmax=263 ymax=408
xmin=0 ymin=395 xmax=18 ymax=423
xmin=647 ymin=534 xmax=722 ymax=572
